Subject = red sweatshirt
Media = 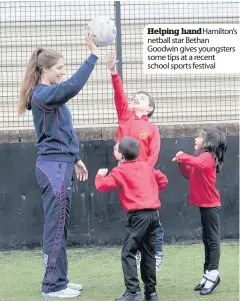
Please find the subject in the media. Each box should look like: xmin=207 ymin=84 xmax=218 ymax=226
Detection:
xmin=177 ymin=152 xmax=220 ymax=207
xmin=112 ymin=73 xmax=160 ymax=167
xmin=95 ymin=160 xmax=168 ymax=213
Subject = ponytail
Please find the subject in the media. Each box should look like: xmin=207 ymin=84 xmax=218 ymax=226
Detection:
xmin=18 ymin=47 xmax=44 ymax=115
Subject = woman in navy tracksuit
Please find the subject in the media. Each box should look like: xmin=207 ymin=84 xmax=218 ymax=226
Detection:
xmin=18 ymin=33 xmax=98 ymax=298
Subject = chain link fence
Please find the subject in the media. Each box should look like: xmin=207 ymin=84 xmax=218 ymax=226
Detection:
xmin=0 ymin=1 xmax=239 ymax=129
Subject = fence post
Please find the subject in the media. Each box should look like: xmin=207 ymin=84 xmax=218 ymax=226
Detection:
xmin=114 ymin=1 xmax=123 ymax=81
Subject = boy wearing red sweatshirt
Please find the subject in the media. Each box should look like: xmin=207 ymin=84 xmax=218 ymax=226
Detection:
xmin=107 ymin=52 xmax=164 ymax=271
xmin=95 ymin=137 xmax=168 ymax=301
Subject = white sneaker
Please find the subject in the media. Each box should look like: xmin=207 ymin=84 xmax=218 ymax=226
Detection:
xmin=67 ymin=282 xmax=83 ymax=291
xmin=155 ymin=253 xmax=163 ymax=272
xmin=42 ymin=287 xmax=81 ymax=298
xmin=136 ymin=251 xmax=141 ymax=269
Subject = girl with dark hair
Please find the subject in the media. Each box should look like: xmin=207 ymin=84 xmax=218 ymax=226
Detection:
xmin=172 ymin=128 xmax=227 ymax=296
xmin=19 ymin=33 xmax=99 ymax=298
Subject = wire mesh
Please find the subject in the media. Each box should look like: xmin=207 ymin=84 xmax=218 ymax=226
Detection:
xmin=120 ymin=1 xmax=240 ymax=123
xmin=0 ymin=1 xmax=239 ymax=129
xmin=0 ymin=1 xmax=116 ymax=128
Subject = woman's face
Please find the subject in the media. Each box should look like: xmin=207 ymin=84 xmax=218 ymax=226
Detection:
xmin=43 ymin=57 xmax=66 ymax=84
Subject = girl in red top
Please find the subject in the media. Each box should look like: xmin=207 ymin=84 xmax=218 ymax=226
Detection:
xmin=172 ymin=128 xmax=227 ymax=296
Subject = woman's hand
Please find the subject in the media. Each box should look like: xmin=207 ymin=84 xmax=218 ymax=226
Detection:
xmin=85 ymin=31 xmax=99 ymax=57
xmin=75 ymin=160 xmax=88 ymax=181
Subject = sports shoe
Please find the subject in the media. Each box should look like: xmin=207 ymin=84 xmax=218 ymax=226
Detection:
xmin=136 ymin=251 xmax=141 ymax=269
xmin=67 ymin=282 xmax=83 ymax=291
xmin=42 ymin=287 xmax=81 ymax=298
xmin=155 ymin=252 xmax=163 ymax=272
xmin=115 ymin=291 xmax=143 ymax=301
xmin=143 ymin=292 xmax=159 ymax=301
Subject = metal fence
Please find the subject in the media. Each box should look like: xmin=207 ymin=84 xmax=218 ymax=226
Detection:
xmin=0 ymin=1 xmax=239 ymax=129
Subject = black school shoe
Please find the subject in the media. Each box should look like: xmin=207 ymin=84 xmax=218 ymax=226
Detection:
xmin=143 ymin=292 xmax=159 ymax=301
xmin=115 ymin=291 xmax=143 ymax=301
xmin=200 ymin=276 xmax=220 ymax=295
xmin=194 ymin=272 xmax=208 ymax=291
xmin=194 ymin=283 xmax=205 ymax=291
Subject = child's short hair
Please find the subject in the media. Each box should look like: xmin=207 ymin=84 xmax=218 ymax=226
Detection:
xmin=200 ymin=128 xmax=227 ymax=173
xmin=133 ymin=91 xmax=155 ymax=118
xmin=118 ymin=136 xmax=140 ymax=161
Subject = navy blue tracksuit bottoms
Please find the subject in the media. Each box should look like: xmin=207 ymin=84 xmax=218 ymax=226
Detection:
xmin=35 ymin=160 xmax=74 ymax=293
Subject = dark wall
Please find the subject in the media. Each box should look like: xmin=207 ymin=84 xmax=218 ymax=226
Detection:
xmin=0 ymin=136 xmax=238 ymax=249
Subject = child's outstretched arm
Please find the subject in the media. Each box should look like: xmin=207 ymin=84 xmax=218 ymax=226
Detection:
xmin=95 ymin=168 xmax=119 ymax=193
xmin=147 ymin=126 xmax=161 ymax=167
xmin=175 ymin=151 xmax=213 ymax=170
xmin=172 ymin=151 xmax=192 ymax=179
xmin=177 ymin=163 xmax=192 ymax=179
xmin=107 ymin=52 xmax=131 ymax=121
xmin=154 ymin=170 xmax=168 ymax=193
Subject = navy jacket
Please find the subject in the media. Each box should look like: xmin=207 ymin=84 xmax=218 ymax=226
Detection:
xmin=29 ymin=53 xmax=98 ymax=163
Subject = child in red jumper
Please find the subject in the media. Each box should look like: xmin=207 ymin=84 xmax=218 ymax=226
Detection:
xmin=172 ymin=128 xmax=227 ymax=296
xmin=95 ymin=136 xmax=168 ymax=301
xmin=107 ymin=51 xmax=164 ymax=272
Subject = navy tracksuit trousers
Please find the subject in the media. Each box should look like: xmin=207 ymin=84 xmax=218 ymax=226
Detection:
xmin=35 ymin=160 xmax=74 ymax=293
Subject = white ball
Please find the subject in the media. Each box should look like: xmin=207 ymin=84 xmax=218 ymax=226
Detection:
xmin=86 ymin=16 xmax=117 ymax=47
